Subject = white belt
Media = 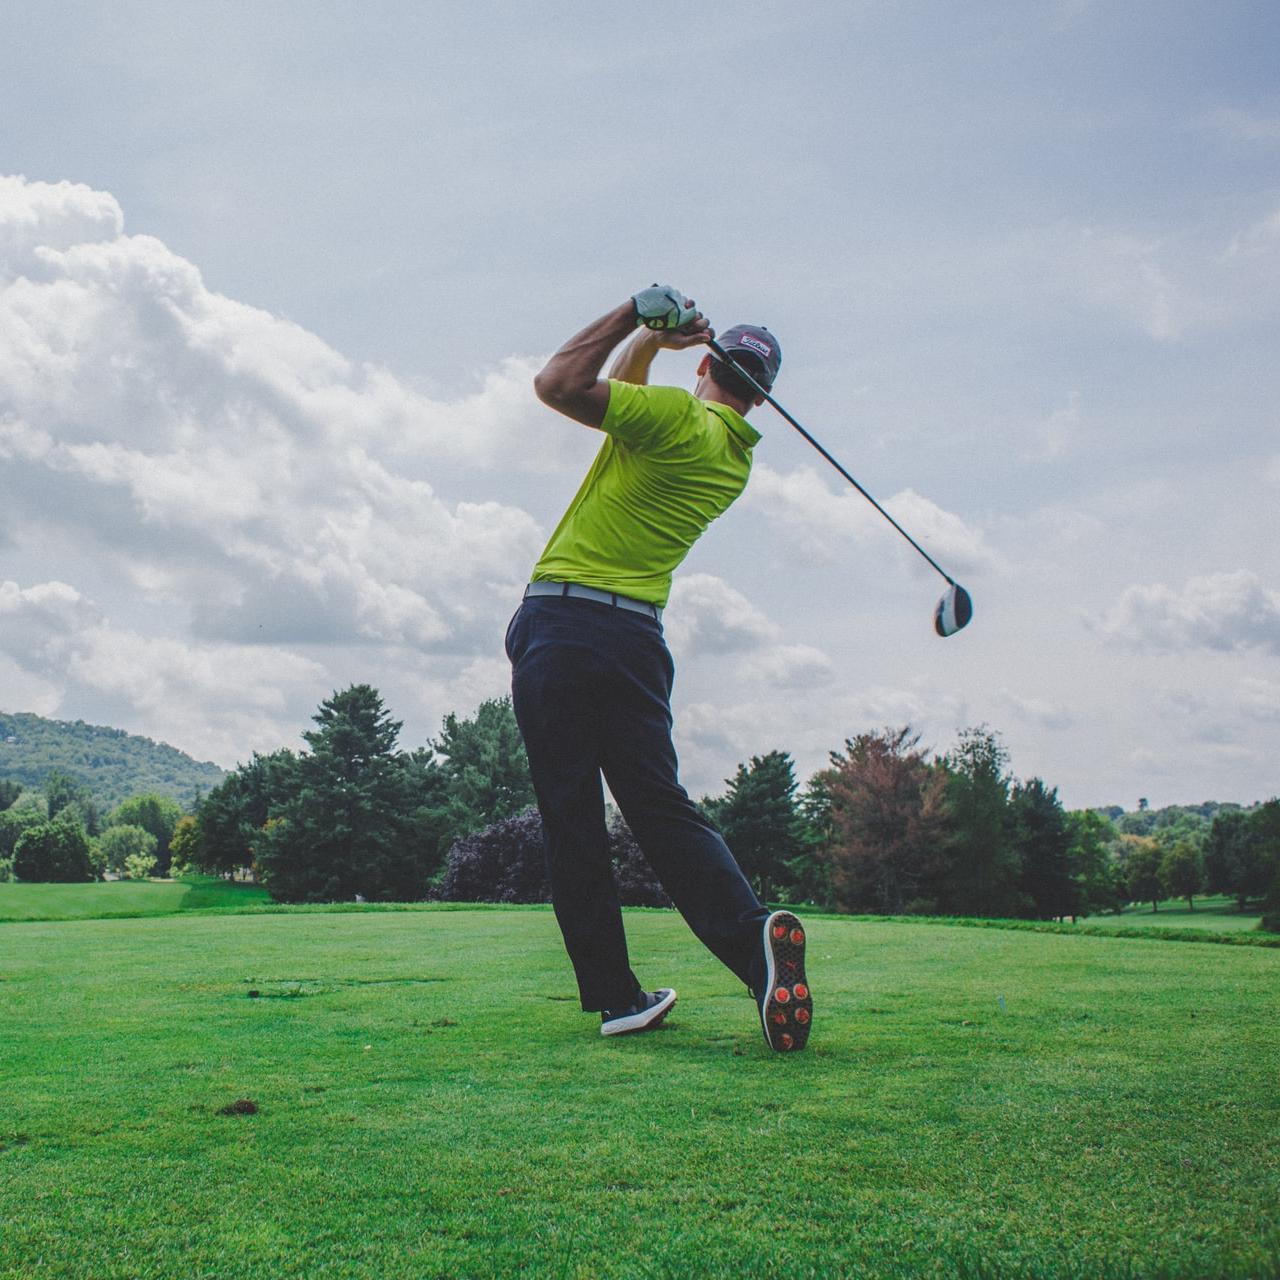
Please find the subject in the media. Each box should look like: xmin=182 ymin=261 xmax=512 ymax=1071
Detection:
xmin=524 ymin=581 xmax=663 ymax=622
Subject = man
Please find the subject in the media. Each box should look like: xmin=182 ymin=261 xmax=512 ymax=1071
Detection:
xmin=507 ymin=284 xmax=812 ymax=1051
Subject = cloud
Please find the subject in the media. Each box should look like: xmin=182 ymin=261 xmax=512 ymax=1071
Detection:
xmin=1237 ymin=677 xmax=1280 ymax=722
xmin=665 ymin=574 xmax=835 ymax=693
xmin=997 ymin=691 xmax=1076 ymax=731
xmin=0 ymin=175 xmax=123 ymax=269
xmin=743 ymin=464 xmax=997 ymax=577
xmin=0 ymin=578 xmax=328 ymax=764
xmin=0 ymin=579 xmax=99 ymax=667
xmin=0 ymin=175 xmax=557 ymax=657
xmin=665 ymin=574 xmax=780 ymax=654
xmin=750 ymin=644 xmax=836 ymax=692
xmin=1096 ymin=571 xmax=1280 ymax=655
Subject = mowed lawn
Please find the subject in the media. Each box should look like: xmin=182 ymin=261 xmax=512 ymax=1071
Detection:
xmin=1 ymin=908 xmax=1277 ymax=1280
xmin=1098 ymin=895 xmax=1264 ymax=933
xmin=0 ymin=876 xmax=271 ymax=922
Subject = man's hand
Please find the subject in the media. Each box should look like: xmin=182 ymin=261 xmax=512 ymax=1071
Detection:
xmin=535 ymin=292 xmax=713 ymax=427
xmin=632 ymin=284 xmax=702 ymax=332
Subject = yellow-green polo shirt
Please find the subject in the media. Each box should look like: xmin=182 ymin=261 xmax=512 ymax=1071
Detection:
xmin=531 ymin=380 xmax=762 ymax=607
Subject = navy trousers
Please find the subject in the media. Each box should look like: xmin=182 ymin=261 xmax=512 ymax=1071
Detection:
xmin=507 ymin=595 xmax=768 ymax=1012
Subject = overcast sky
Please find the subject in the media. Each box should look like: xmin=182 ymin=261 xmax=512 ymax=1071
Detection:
xmin=2 ymin=1 xmax=1277 ymax=809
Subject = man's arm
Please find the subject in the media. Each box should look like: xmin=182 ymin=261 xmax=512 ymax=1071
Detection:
xmin=534 ymin=290 xmax=712 ymax=428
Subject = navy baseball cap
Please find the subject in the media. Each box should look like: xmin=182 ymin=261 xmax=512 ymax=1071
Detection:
xmin=714 ymin=324 xmax=782 ymax=390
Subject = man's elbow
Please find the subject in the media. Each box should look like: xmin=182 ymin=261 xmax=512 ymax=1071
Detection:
xmin=533 ymin=368 xmax=562 ymax=408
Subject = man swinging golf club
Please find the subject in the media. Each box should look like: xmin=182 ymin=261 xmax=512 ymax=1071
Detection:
xmin=506 ymin=284 xmax=812 ymax=1050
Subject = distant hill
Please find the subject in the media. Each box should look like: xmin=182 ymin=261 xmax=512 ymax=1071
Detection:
xmin=0 ymin=711 xmax=226 ymax=811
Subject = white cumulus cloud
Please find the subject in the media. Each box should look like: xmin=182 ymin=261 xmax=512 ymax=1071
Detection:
xmin=743 ymin=463 xmax=996 ymax=578
xmin=0 ymin=175 xmax=555 ymax=659
xmin=1096 ymin=571 xmax=1280 ymax=655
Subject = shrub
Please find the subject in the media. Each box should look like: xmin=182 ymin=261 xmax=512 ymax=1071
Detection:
xmin=13 ymin=817 xmax=97 ymax=883
xmin=438 ymin=808 xmax=670 ymax=907
xmin=123 ymin=850 xmax=158 ymax=880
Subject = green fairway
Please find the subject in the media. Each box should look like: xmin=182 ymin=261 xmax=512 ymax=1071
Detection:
xmin=1100 ymin=895 xmax=1264 ymax=932
xmin=0 ymin=876 xmax=271 ymax=922
xmin=1 ymin=909 xmax=1277 ymax=1280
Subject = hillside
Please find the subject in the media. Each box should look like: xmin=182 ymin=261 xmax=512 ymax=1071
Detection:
xmin=0 ymin=711 xmax=226 ymax=811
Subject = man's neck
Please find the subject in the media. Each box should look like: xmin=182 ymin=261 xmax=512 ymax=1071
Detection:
xmin=693 ymin=378 xmax=752 ymax=419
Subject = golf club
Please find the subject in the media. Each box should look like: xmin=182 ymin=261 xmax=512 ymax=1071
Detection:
xmin=707 ymin=337 xmax=974 ymax=638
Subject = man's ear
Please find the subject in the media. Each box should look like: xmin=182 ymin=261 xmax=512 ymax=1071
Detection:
xmin=696 ymin=354 xmax=711 ymax=376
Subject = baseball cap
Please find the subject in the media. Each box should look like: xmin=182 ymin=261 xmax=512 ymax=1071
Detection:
xmin=714 ymin=324 xmax=782 ymax=390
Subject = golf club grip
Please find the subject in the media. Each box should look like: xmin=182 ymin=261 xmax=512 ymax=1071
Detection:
xmin=707 ymin=339 xmax=954 ymax=586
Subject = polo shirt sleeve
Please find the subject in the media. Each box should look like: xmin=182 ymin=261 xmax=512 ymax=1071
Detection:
xmin=600 ymin=381 xmax=691 ymax=454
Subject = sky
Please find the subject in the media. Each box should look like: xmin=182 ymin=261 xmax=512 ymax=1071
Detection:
xmin=1 ymin=1 xmax=1277 ymax=809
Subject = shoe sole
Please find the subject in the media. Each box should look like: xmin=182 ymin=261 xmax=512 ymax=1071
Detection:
xmin=600 ymin=988 xmax=677 ymax=1037
xmin=760 ymin=911 xmax=812 ymax=1052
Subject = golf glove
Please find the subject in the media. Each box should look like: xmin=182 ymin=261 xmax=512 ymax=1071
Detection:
xmin=632 ymin=284 xmax=698 ymax=331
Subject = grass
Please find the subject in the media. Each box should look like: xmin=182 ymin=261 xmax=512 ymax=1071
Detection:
xmin=1 ymin=905 xmax=1278 ymax=1278
xmin=1100 ymin=895 xmax=1263 ymax=932
xmin=0 ymin=875 xmax=271 ymax=922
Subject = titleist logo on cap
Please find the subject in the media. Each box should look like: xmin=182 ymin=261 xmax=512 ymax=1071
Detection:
xmin=738 ymin=334 xmax=772 ymax=358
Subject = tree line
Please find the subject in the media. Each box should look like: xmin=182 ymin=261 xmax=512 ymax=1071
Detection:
xmin=4 ymin=684 xmax=1277 ymax=933
xmin=0 ymin=773 xmax=187 ymax=883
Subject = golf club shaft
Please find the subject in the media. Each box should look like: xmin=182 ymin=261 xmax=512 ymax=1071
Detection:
xmin=707 ymin=338 xmax=955 ymax=587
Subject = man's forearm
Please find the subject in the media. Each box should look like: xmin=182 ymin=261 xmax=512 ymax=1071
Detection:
xmin=533 ymin=302 xmax=636 ymax=427
xmin=607 ymin=329 xmax=663 ymax=386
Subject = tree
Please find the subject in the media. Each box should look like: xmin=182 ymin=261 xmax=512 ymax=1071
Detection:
xmin=703 ymin=751 xmax=806 ymax=902
xmin=1159 ymin=839 xmax=1204 ymax=911
xmin=1066 ymin=810 xmax=1124 ymax=916
xmin=197 ymin=750 xmax=296 ymax=877
xmin=820 ymin=727 xmax=951 ymax=914
xmin=419 ymin=698 xmax=535 ymax=873
xmin=938 ymin=727 xmax=1020 ymax=917
xmin=255 ymin=685 xmax=436 ymax=902
xmin=167 ymin=815 xmax=201 ymax=876
xmin=1204 ymin=810 xmax=1254 ymax=906
xmin=44 ymin=771 xmax=101 ymax=837
xmin=1010 ymin=778 xmax=1075 ymax=920
xmin=13 ymin=816 xmax=97 ymax=883
xmin=106 ymin=794 xmax=182 ymax=875
xmin=1247 ymin=800 xmax=1280 ymax=908
xmin=0 ymin=805 xmax=45 ymax=865
xmin=1125 ymin=837 xmax=1163 ymax=911
xmin=786 ymin=775 xmax=835 ymax=907
xmin=0 ymin=780 xmax=22 ymax=811
xmin=1260 ymin=869 xmax=1280 ymax=935
xmin=97 ymin=824 xmax=158 ymax=876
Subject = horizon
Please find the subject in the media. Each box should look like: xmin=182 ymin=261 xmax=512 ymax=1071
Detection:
xmin=2 ymin=703 xmax=1272 ymax=815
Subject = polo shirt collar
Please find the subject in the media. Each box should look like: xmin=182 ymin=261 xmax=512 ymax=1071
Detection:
xmin=706 ymin=401 xmax=762 ymax=448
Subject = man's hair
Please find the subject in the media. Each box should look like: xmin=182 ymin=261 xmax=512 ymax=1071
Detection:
xmin=707 ymin=351 xmax=768 ymax=402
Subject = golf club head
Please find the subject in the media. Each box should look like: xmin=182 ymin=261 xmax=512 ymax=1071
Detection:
xmin=934 ymin=583 xmax=973 ymax=637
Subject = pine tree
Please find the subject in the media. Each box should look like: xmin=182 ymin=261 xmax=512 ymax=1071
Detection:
xmin=938 ymin=727 xmax=1020 ymax=917
xmin=704 ymin=751 xmax=806 ymax=903
xmin=255 ymin=686 xmax=434 ymax=902
xmin=416 ymin=697 xmax=534 ymax=869
xmin=1011 ymin=778 xmax=1075 ymax=919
